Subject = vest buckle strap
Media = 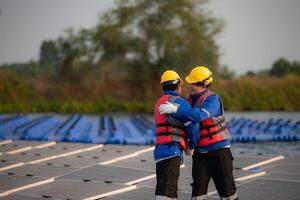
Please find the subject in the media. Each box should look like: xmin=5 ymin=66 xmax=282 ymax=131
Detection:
xmin=200 ymin=126 xmax=228 ymax=139
xmin=200 ymin=117 xmax=225 ymax=130
xmin=156 ymin=123 xmax=185 ymax=130
xmin=156 ymin=131 xmax=186 ymax=138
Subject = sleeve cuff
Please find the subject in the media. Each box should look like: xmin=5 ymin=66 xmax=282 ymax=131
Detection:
xmin=201 ymin=108 xmax=211 ymax=118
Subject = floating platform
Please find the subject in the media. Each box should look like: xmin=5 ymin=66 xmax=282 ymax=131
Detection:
xmin=0 ymin=114 xmax=299 ymax=144
xmin=0 ymin=140 xmax=299 ymax=199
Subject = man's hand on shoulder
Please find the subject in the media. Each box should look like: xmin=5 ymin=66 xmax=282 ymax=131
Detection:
xmin=159 ymin=101 xmax=179 ymax=114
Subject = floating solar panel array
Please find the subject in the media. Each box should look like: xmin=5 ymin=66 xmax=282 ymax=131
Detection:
xmin=228 ymin=117 xmax=300 ymax=142
xmin=0 ymin=114 xmax=299 ymax=144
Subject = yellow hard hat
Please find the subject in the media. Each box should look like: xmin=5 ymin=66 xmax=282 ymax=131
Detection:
xmin=160 ymin=70 xmax=182 ymax=84
xmin=185 ymin=66 xmax=213 ymax=85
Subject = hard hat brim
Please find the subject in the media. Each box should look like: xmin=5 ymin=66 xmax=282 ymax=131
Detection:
xmin=207 ymin=76 xmax=213 ymax=84
xmin=160 ymin=78 xmax=183 ymax=85
xmin=185 ymin=76 xmax=197 ymax=84
xmin=185 ymin=75 xmax=213 ymax=84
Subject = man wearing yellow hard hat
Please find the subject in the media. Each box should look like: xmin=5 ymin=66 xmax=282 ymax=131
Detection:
xmin=159 ymin=66 xmax=238 ymax=200
xmin=154 ymin=70 xmax=199 ymax=200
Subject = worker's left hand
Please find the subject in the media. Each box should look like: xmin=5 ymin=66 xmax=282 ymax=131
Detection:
xmin=159 ymin=101 xmax=178 ymax=114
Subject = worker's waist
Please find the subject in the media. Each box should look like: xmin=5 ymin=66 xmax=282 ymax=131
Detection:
xmin=154 ymin=142 xmax=183 ymax=161
xmin=196 ymin=139 xmax=230 ymax=153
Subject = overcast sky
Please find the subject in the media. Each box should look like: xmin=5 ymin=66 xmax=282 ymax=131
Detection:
xmin=0 ymin=0 xmax=299 ymax=74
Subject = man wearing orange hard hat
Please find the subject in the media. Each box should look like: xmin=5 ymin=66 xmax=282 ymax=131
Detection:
xmin=159 ymin=66 xmax=238 ymax=200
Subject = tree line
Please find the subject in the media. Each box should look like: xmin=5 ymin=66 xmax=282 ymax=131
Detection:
xmin=0 ymin=0 xmax=299 ymax=112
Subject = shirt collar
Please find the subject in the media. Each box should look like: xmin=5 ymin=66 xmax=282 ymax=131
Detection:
xmin=164 ymin=90 xmax=179 ymax=96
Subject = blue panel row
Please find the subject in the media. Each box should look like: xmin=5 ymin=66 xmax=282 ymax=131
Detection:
xmin=0 ymin=114 xmax=299 ymax=144
xmin=228 ymin=117 xmax=300 ymax=142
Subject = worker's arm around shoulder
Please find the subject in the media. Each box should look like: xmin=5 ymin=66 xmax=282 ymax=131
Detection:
xmin=172 ymin=97 xmax=199 ymax=149
xmin=176 ymin=94 xmax=221 ymax=122
xmin=171 ymin=96 xmax=191 ymax=119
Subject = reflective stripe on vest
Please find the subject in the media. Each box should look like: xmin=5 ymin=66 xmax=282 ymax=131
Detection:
xmin=188 ymin=90 xmax=230 ymax=147
xmin=154 ymin=94 xmax=188 ymax=150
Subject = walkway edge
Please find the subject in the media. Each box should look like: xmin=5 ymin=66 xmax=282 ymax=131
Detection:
xmin=99 ymin=146 xmax=155 ymax=165
xmin=83 ymin=185 xmax=137 ymax=200
xmin=242 ymin=155 xmax=284 ymax=170
xmin=235 ymin=171 xmax=266 ymax=181
xmin=0 ymin=178 xmax=54 ymax=197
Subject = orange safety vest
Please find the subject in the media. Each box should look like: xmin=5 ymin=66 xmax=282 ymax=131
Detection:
xmin=187 ymin=91 xmax=230 ymax=147
xmin=154 ymin=94 xmax=188 ymax=150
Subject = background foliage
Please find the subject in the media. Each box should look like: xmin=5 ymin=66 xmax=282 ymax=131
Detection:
xmin=0 ymin=0 xmax=299 ymax=113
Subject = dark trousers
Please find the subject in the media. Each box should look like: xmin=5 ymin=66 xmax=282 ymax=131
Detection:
xmin=155 ymin=156 xmax=181 ymax=198
xmin=192 ymin=148 xmax=238 ymax=199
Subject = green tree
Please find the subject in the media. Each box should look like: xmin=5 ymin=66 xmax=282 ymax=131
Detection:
xmin=39 ymin=40 xmax=60 ymax=71
xmin=270 ymin=58 xmax=292 ymax=77
xmin=245 ymin=70 xmax=256 ymax=77
xmin=56 ymin=29 xmax=93 ymax=81
xmin=92 ymin=0 xmax=223 ymax=85
xmin=269 ymin=58 xmax=300 ymax=77
xmin=291 ymin=60 xmax=300 ymax=75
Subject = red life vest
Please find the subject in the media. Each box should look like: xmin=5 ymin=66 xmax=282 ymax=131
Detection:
xmin=154 ymin=94 xmax=188 ymax=150
xmin=187 ymin=90 xmax=230 ymax=147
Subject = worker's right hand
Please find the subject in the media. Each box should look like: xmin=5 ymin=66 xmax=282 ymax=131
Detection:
xmin=158 ymin=101 xmax=178 ymax=114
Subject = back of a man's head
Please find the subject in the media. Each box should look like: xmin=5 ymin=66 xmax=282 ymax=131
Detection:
xmin=162 ymin=80 xmax=180 ymax=92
